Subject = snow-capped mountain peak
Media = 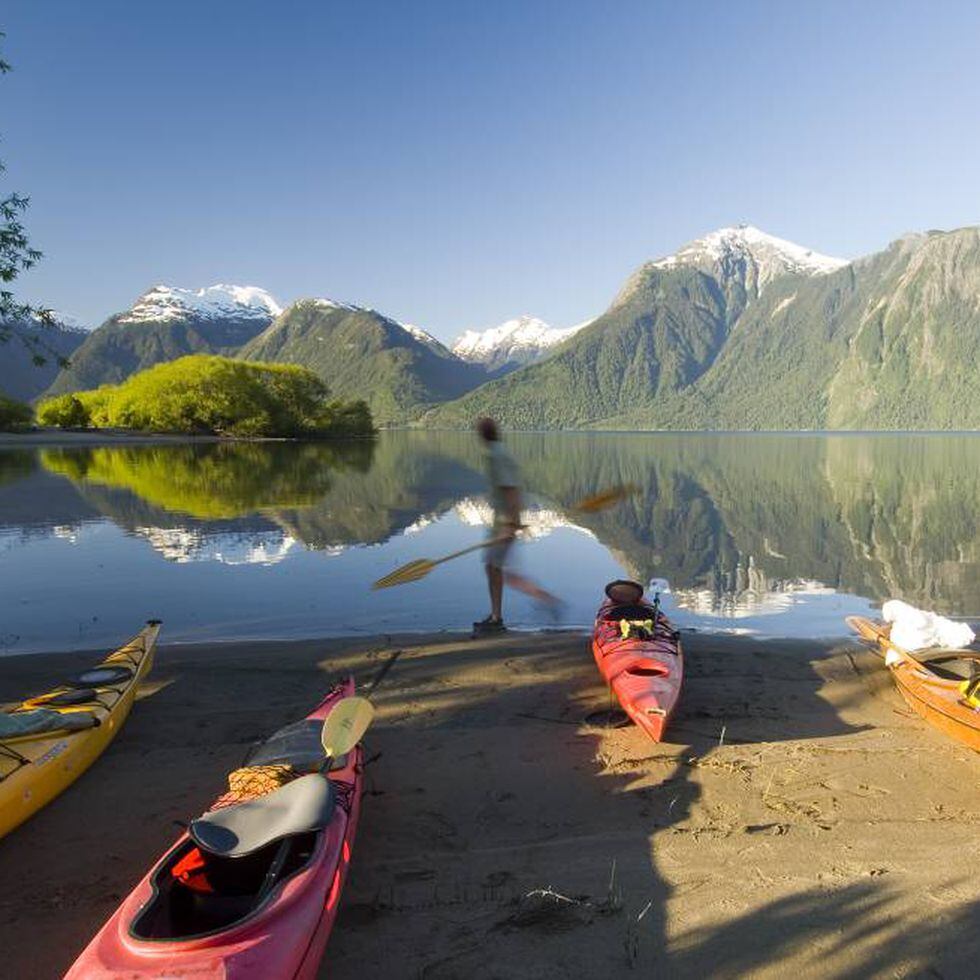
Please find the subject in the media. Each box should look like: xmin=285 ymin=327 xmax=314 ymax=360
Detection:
xmin=652 ymin=224 xmax=848 ymax=286
xmin=119 ymin=284 xmax=283 ymax=324
xmin=400 ymin=322 xmax=449 ymax=353
xmin=452 ymin=314 xmax=587 ymax=371
xmin=30 ymin=310 xmax=88 ymax=332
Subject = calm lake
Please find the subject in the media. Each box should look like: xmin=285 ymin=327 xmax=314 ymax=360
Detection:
xmin=2 ymin=430 xmax=978 ymax=654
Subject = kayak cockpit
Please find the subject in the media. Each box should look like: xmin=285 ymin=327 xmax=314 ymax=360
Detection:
xmin=132 ymin=774 xmax=336 ymax=940
xmin=130 ymin=832 xmax=319 ymax=940
xmin=912 ymin=653 xmax=980 ymax=681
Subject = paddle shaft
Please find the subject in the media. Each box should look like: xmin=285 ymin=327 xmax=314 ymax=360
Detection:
xmin=428 ymin=537 xmax=504 ymax=568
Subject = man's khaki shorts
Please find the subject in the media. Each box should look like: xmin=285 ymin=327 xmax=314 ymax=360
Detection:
xmin=484 ymin=529 xmax=515 ymax=570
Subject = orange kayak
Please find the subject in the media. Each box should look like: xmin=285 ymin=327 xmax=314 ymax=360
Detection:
xmin=592 ymin=585 xmax=683 ymax=742
xmin=847 ymin=615 xmax=980 ymax=752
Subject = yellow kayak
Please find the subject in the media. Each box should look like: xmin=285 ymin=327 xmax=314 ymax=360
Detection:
xmin=0 ymin=621 xmax=160 ymax=839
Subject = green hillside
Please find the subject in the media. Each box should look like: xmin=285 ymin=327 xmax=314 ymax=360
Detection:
xmin=43 ymin=314 xmax=269 ymax=397
xmin=240 ymin=300 xmax=486 ymax=425
xmin=428 ymin=263 xmax=750 ymax=428
xmin=429 ymin=226 xmax=980 ymax=431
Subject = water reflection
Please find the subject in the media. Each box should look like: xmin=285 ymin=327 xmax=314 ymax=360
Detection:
xmin=3 ymin=432 xmax=979 ymax=652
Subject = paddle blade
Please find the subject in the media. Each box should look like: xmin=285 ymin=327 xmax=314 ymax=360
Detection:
xmin=372 ymin=558 xmax=435 ymax=590
xmin=572 ymin=483 xmax=640 ymax=513
xmin=322 ymin=696 xmax=375 ymax=758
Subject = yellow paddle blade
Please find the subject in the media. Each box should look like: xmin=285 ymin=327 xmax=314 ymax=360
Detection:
xmin=572 ymin=483 xmax=640 ymax=513
xmin=372 ymin=558 xmax=437 ymax=590
xmin=321 ymin=696 xmax=375 ymax=758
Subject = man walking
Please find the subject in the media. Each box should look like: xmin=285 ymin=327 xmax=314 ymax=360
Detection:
xmin=473 ymin=417 xmax=559 ymax=636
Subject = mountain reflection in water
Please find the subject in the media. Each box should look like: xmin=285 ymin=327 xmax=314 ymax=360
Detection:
xmin=3 ymin=431 xmax=979 ymax=652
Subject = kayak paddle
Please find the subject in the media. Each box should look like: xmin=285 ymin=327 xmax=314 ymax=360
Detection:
xmin=372 ymin=484 xmax=638 ymax=590
xmin=320 ymin=695 xmax=375 ymax=762
xmin=571 ymin=483 xmax=640 ymax=513
xmin=372 ymin=537 xmax=509 ymax=590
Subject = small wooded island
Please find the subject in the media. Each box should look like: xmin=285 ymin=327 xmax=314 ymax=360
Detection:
xmin=33 ymin=354 xmax=375 ymax=438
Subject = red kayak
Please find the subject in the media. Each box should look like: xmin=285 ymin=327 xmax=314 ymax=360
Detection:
xmin=592 ymin=580 xmax=683 ymax=742
xmin=67 ymin=679 xmax=363 ymax=979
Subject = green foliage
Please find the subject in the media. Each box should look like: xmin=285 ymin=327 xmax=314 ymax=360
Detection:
xmin=36 ymin=392 xmax=88 ymax=427
xmin=36 ymin=354 xmax=376 ymax=438
xmin=0 ymin=392 xmax=32 ymax=430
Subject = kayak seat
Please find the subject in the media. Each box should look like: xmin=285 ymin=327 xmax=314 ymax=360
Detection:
xmin=190 ymin=773 xmax=335 ymax=859
xmin=28 ymin=688 xmax=102 ymax=708
xmin=245 ymin=718 xmax=347 ymax=773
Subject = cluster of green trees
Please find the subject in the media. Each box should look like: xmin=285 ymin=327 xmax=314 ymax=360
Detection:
xmin=36 ymin=354 xmax=375 ymax=438
xmin=0 ymin=392 xmax=32 ymax=430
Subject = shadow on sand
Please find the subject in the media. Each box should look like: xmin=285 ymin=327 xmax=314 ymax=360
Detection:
xmin=0 ymin=630 xmax=977 ymax=978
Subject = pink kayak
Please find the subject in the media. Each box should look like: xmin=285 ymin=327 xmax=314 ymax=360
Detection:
xmin=66 ymin=679 xmax=363 ymax=979
xmin=592 ymin=581 xmax=684 ymax=742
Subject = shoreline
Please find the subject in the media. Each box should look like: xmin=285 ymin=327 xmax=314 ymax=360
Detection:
xmin=0 ymin=428 xmax=227 ymax=447
xmin=1 ymin=629 xmax=978 ymax=977
xmin=8 ymin=428 xmax=980 ymax=448
xmin=0 ymin=625 xmax=865 ymax=659
xmin=0 ymin=428 xmax=378 ymax=447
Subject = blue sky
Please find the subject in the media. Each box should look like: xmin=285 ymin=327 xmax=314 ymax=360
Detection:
xmin=4 ymin=1 xmax=980 ymax=340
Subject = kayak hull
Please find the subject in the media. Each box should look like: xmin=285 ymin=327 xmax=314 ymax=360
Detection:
xmin=847 ymin=616 xmax=980 ymax=752
xmin=66 ymin=679 xmax=364 ymax=978
xmin=0 ymin=622 xmax=159 ymax=840
xmin=592 ymin=597 xmax=683 ymax=742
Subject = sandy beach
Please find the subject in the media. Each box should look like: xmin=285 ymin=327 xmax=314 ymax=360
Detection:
xmin=1 ymin=629 xmax=978 ymax=979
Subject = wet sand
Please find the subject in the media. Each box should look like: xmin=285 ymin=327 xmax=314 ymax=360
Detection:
xmin=0 ymin=630 xmax=978 ymax=978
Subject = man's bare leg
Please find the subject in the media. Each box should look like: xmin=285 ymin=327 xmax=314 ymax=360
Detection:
xmin=487 ymin=564 xmax=504 ymax=621
xmin=503 ymin=570 xmax=560 ymax=608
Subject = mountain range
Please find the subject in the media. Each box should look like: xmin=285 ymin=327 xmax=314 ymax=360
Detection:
xmin=26 ymin=284 xmax=572 ymax=424
xmin=42 ymin=284 xmax=282 ymax=397
xmin=0 ymin=316 xmax=88 ymax=402
xmin=16 ymin=222 xmax=980 ymax=429
xmin=428 ymin=224 xmax=980 ymax=430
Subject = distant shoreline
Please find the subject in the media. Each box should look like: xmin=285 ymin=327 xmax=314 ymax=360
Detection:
xmin=0 ymin=428 xmax=375 ymax=447
xmin=7 ymin=427 xmax=980 ymax=447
